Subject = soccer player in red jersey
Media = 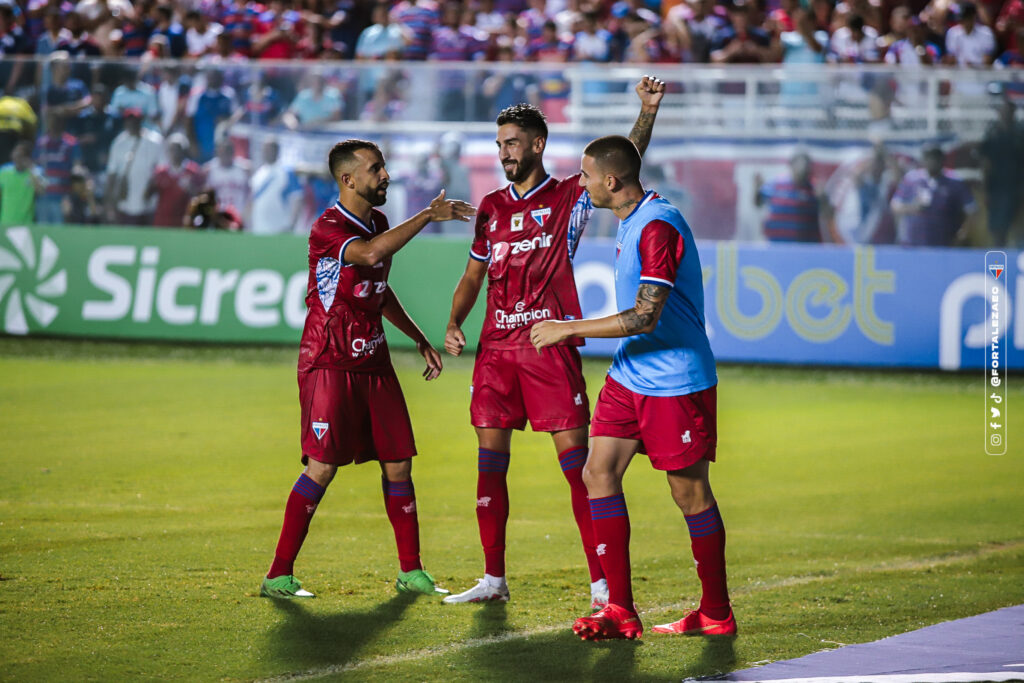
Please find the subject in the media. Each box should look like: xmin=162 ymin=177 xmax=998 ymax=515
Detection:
xmin=260 ymin=139 xmax=475 ymax=599
xmin=531 ymin=135 xmax=733 ymax=641
xmin=442 ymin=77 xmax=665 ymax=607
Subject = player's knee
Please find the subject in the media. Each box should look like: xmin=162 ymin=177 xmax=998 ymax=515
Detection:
xmin=304 ymin=460 xmax=337 ymax=488
xmin=382 ymin=458 xmax=412 ymax=482
xmin=582 ymin=463 xmax=616 ymax=492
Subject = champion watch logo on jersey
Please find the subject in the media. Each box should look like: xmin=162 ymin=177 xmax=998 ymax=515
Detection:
xmin=312 ymin=421 xmax=329 ymax=440
xmin=530 ymin=207 xmax=551 ymax=227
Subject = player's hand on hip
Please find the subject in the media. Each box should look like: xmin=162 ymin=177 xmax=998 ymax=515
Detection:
xmin=444 ymin=323 xmax=466 ymax=356
xmin=428 ymin=189 xmax=477 ymax=223
xmin=418 ymin=342 xmax=443 ymax=380
xmin=530 ymin=320 xmax=569 ymax=352
xmin=636 ymin=75 xmax=666 ymax=108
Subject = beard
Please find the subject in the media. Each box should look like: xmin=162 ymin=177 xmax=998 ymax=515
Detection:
xmin=358 ymin=183 xmax=388 ymax=207
xmin=502 ymin=153 xmax=536 ymax=183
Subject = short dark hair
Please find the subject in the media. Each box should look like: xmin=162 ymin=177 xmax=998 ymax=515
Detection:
xmin=583 ymin=135 xmax=642 ymax=185
xmin=496 ymin=104 xmax=548 ymax=141
xmin=960 ymin=2 xmax=977 ymax=19
xmin=328 ymin=139 xmax=383 ymax=179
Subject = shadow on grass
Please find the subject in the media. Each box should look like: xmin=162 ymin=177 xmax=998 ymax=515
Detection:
xmin=265 ymin=593 xmax=415 ymax=671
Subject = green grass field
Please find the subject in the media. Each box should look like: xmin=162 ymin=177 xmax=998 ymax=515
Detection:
xmin=1 ymin=337 xmax=1022 ymax=682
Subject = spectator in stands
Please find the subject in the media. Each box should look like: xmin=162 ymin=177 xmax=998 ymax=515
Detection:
xmin=282 ymin=72 xmax=343 ymax=129
xmin=430 ymin=2 xmax=486 ymax=121
xmin=828 ymin=13 xmax=881 ymax=63
xmin=253 ymin=1 xmax=302 ymax=60
xmin=248 ymin=140 xmax=301 ymax=235
xmin=204 ymin=138 xmax=251 ymax=218
xmin=811 ymin=0 xmax=834 ymax=33
xmin=711 ymin=0 xmax=774 ymax=63
xmin=185 ymin=187 xmax=243 ymax=231
xmin=977 ymin=100 xmax=1024 ymax=246
xmin=0 ymin=5 xmax=31 ymax=95
xmin=0 ymin=141 xmax=43 ymax=225
xmin=995 ymin=0 xmax=1024 ymax=50
xmin=55 ymin=10 xmax=103 ymax=63
xmin=666 ymin=0 xmax=727 ymax=62
xmin=185 ymin=9 xmax=223 ymax=58
xmin=188 ymin=69 xmax=236 ymax=164
xmin=475 ymin=0 xmax=506 ymax=35
xmin=45 ymin=52 xmax=92 ymax=118
xmin=148 ymin=133 xmax=205 ymax=228
xmin=481 ymin=43 xmax=539 ymax=118
xmin=360 ymin=68 xmax=407 ymax=121
xmin=69 ymin=83 xmax=116 ymax=172
xmin=151 ymin=4 xmax=187 ymax=59
xmin=995 ymin=26 xmax=1024 ymax=70
xmin=623 ymin=10 xmax=675 ymax=63
xmin=35 ymin=9 xmax=69 ymax=56
xmin=776 ymin=8 xmax=830 ymax=106
xmin=755 ymin=150 xmax=824 ymax=242
xmin=891 ymin=143 xmax=976 ymax=246
xmin=196 ymin=33 xmax=248 ymax=93
xmin=879 ymin=6 xmax=910 ymax=53
xmin=155 ymin=66 xmax=191 ymax=136
xmin=885 ymin=16 xmax=941 ymax=67
xmin=574 ymin=10 xmax=613 ymax=62
xmin=390 ymin=0 xmax=441 ymax=61
xmin=220 ymin=0 xmax=255 ymax=57
xmin=356 ymin=1 xmax=405 ymax=59
xmin=35 ymin=111 xmax=81 ymax=223
xmin=63 ymin=165 xmax=101 ymax=224
xmin=0 ymin=96 xmax=36 ymax=166
xmin=104 ymin=107 xmax=165 ymax=226
xmin=849 ymin=142 xmax=899 ymax=244
xmin=110 ymin=67 xmax=159 ymax=123
xmin=943 ymin=3 xmax=996 ymax=67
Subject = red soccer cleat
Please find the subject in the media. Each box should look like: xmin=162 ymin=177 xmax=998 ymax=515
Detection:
xmin=651 ymin=608 xmax=737 ymax=636
xmin=572 ymin=603 xmax=643 ymax=641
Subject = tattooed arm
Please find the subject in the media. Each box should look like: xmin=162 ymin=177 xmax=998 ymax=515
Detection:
xmin=628 ymin=75 xmax=666 ymax=157
xmin=530 ymin=283 xmax=671 ymax=350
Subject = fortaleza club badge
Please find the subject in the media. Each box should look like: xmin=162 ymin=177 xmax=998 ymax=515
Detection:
xmin=531 ymin=207 xmax=551 ymax=227
xmin=989 ymin=263 xmax=1005 ymax=279
xmin=312 ymin=421 xmax=329 ymax=440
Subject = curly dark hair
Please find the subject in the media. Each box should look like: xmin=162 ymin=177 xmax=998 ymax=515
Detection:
xmin=328 ymin=139 xmax=382 ymax=180
xmin=496 ymin=104 xmax=548 ymax=140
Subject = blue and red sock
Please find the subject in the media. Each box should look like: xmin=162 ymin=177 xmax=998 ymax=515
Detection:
xmin=383 ymin=477 xmax=422 ymax=572
xmin=268 ymin=473 xmax=325 ymax=579
xmin=589 ymin=493 xmax=633 ymax=609
xmin=476 ymin=448 xmax=510 ymax=577
xmin=685 ymin=502 xmax=730 ymax=621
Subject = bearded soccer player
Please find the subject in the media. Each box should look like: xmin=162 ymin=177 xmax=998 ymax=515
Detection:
xmin=442 ymin=77 xmax=665 ymax=608
xmin=531 ymin=135 xmax=734 ymax=641
xmin=260 ymin=140 xmax=475 ymax=599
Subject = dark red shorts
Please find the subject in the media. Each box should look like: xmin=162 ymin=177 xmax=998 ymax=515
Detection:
xmin=470 ymin=345 xmax=589 ymax=432
xmin=298 ymin=367 xmax=416 ymax=466
xmin=590 ymin=375 xmax=717 ymax=471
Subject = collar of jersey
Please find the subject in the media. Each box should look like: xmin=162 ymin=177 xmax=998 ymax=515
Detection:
xmin=623 ymin=190 xmax=657 ymax=222
xmin=508 ymin=174 xmax=552 ymax=201
xmin=335 ymin=201 xmax=373 ymax=234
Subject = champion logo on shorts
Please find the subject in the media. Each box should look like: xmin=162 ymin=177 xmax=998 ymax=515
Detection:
xmin=312 ymin=421 xmax=329 ymax=440
xmin=681 ymin=430 xmax=692 ymax=444
xmin=477 ymin=496 xmax=491 ymax=507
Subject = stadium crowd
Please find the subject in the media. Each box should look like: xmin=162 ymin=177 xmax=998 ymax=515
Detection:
xmin=0 ymin=0 xmax=1019 ymax=245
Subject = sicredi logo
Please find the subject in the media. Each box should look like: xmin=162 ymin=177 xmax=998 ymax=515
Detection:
xmin=81 ymin=245 xmax=308 ymax=329
xmin=0 ymin=226 xmax=67 ymax=335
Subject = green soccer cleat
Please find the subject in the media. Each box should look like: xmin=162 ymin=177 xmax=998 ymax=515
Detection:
xmin=395 ymin=569 xmax=450 ymax=596
xmin=260 ymin=575 xmax=315 ymax=599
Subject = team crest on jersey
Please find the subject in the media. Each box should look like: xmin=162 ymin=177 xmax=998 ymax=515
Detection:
xmin=530 ymin=207 xmax=551 ymax=227
xmin=989 ymin=264 xmax=1005 ymax=279
xmin=510 ymin=212 xmax=524 ymax=232
xmin=312 ymin=421 xmax=329 ymax=440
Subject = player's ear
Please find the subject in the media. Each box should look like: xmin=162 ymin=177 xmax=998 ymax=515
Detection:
xmin=339 ymin=172 xmax=355 ymax=189
xmin=532 ymin=135 xmax=546 ymax=154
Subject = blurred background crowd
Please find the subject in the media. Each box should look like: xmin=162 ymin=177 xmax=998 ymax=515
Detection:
xmin=0 ymin=0 xmax=1019 ymax=245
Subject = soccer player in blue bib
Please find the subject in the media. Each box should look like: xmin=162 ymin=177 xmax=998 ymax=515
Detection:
xmin=531 ymin=135 xmax=735 ymax=641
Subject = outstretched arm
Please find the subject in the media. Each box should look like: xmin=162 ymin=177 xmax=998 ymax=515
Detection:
xmin=382 ymin=286 xmax=443 ymax=380
xmin=344 ymin=190 xmax=476 ymax=267
xmin=628 ymin=75 xmax=666 ymax=157
xmin=530 ymin=283 xmax=671 ymax=350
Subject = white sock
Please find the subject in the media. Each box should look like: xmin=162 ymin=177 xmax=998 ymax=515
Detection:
xmin=591 ymin=578 xmax=608 ymax=594
xmin=483 ymin=573 xmax=506 ymax=587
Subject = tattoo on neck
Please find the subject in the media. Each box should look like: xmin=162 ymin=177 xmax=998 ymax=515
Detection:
xmin=615 ymin=198 xmax=639 ymax=212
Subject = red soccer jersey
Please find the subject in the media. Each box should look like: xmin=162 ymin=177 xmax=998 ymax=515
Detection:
xmin=470 ymin=174 xmax=592 ymax=350
xmin=151 ymin=161 xmax=205 ymax=227
xmin=298 ymin=202 xmax=393 ymax=373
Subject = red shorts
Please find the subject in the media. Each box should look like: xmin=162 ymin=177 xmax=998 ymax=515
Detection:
xmin=590 ymin=375 xmax=717 ymax=471
xmin=298 ymin=368 xmax=417 ymax=466
xmin=470 ymin=345 xmax=589 ymax=432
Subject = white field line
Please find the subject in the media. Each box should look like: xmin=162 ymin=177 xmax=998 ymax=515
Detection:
xmin=257 ymin=540 xmax=1024 ymax=682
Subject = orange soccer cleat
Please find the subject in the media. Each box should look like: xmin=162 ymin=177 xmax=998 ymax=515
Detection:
xmin=651 ymin=608 xmax=737 ymax=636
